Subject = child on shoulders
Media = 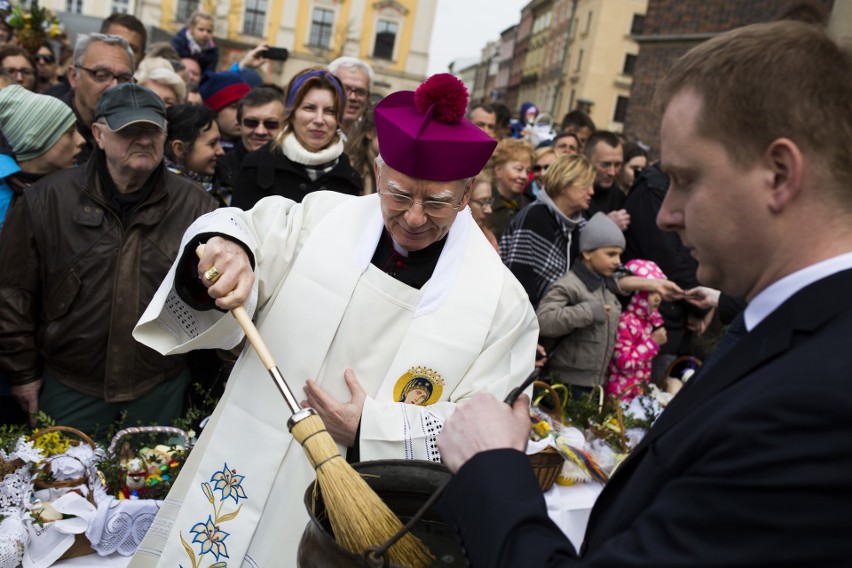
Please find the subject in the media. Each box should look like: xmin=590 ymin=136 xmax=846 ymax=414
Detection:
xmin=171 ymin=10 xmax=219 ymax=75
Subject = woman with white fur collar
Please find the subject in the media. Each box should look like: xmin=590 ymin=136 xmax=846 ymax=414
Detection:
xmin=231 ymin=66 xmax=362 ymax=209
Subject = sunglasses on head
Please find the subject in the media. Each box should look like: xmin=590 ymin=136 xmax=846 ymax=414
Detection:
xmin=242 ymin=118 xmax=281 ymax=130
xmin=35 ymin=54 xmax=55 ymax=64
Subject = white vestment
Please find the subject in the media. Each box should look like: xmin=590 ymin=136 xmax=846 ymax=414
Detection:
xmin=129 ymin=192 xmax=538 ymax=567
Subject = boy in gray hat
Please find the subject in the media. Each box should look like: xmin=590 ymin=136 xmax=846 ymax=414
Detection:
xmin=535 ymin=212 xmax=629 ymax=395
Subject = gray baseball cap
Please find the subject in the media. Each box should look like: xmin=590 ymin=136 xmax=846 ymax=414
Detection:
xmin=95 ymin=83 xmax=167 ymax=132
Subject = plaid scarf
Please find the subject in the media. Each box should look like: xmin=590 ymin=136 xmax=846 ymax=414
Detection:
xmin=499 ymin=198 xmax=586 ymax=308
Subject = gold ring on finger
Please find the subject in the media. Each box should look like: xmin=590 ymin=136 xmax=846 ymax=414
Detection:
xmin=203 ymin=266 xmax=221 ymax=283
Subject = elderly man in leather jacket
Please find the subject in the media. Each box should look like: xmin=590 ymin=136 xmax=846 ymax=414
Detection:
xmin=0 ymin=83 xmax=217 ymax=432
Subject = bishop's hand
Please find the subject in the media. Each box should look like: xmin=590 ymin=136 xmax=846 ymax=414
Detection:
xmin=302 ymin=368 xmax=366 ymax=447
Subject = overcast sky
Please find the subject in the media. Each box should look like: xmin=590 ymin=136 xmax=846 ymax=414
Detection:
xmin=427 ymin=0 xmax=530 ymax=76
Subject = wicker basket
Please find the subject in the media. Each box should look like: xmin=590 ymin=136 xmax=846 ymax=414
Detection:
xmin=528 ymin=380 xmax=566 ymax=491
xmin=81 ymin=426 xmax=190 ymax=557
xmin=30 ymin=426 xmax=96 ymax=490
xmin=529 ymin=446 xmax=564 ymax=491
xmin=29 ymin=426 xmax=98 ymax=561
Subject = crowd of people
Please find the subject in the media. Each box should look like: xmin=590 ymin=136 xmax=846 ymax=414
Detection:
xmin=0 ymin=6 xmax=697 ymax=434
xmin=0 ymin=10 xmax=381 ymax=432
xmin=0 ymin=5 xmax=849 ymax=566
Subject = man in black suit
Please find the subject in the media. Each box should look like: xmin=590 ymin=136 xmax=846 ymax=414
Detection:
xmin=436 ymin=20 xmax=852 ymax=566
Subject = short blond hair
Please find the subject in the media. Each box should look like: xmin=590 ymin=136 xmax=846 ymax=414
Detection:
xmin=490 ymin=138 xmax=535 ymax=168
xmin=534 ymin=146 xmax=556 ymax=163
xmin=653 ymin=20 xmax=852 ymax=199
xmin=188 ymin=10 xmax=214 ymax=27
xmin=542 ymin=154 xmax=595 ymax=198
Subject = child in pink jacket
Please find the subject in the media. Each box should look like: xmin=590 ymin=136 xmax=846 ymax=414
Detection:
xmin=606 ymin=259 xmax=668 ymax=401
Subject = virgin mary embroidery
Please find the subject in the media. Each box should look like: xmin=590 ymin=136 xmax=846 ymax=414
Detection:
xmin=393 ymin=366 xmax=444 ymax=406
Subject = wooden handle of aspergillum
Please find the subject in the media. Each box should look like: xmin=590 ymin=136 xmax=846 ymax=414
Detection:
xmin=195 ymin=244 xmax=277 ymax=371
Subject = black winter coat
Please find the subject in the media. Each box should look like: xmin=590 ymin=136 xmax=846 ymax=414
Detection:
xmin=231 ymin=142 xmax=362 ymax=209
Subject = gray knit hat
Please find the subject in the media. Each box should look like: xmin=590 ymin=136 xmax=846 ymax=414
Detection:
xmin=580 ymin=212 xmax=625 ymax=252
xmin=0 ymin=85 xmax=76 ymax=162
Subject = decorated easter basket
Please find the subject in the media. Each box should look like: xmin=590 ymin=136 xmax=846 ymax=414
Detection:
xmin=30 ymin=426 xmax=96 ymax=491
xmin=529 ymin=381 xmax=568 ymax=491
xmin=26 ymin=426 xmax=100 ymax=562
xmin=86 ymin=426 xmax=191 ymax=556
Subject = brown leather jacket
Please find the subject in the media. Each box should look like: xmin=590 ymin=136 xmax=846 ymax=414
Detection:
xmin=0 ymin=157 xmax=218 ymax=402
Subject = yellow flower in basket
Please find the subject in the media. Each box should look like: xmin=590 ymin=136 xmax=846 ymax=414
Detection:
xmin=30 ymin=429 xmax=70 ymax=457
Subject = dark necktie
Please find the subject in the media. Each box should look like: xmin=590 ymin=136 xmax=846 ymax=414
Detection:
xmin=693 ymin=311 xmax=748 ymax=378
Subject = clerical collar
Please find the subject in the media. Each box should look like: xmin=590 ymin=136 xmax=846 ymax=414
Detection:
xmin=391 ymin=236 xmax=410 ymax=257
xmin=371 ymin=229 xmax=447 ymax=289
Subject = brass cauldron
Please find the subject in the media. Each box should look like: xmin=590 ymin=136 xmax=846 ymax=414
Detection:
xmin=297 ymin=459 xmax=468 ymax=567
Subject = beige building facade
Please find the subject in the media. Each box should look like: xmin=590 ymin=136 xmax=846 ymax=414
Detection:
xmin=47 ymin=0 xmax=436 ymax=96
xmin=555 ymin=0 xmax=647 ymax=132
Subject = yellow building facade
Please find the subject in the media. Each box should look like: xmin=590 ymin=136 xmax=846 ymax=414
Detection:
xmin=47 ymin=0 xmax=436 ymax=95
xmin=555 ymin=0 xmax=647 ymax=132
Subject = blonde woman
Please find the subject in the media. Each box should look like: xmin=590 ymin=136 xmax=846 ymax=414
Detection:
xmin=500 ymin=153 xmax=596 ymax=307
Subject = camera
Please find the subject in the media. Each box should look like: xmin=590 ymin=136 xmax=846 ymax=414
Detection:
xmin=263 ymin=47 xmax=289 ymax=61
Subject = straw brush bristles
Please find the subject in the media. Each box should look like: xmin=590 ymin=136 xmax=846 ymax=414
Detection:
xmin=290 ymin=413 xmax=434 ymax=568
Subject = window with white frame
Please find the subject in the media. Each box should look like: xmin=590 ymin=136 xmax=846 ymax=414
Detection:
xmin=111 ymin=0 xmax=130 ymax=14
xmin=65 ymin=0 xmax=83 ymax=14
xmin=243 ymin=0 xmax=267 ymax=36
xmin=176 ymin=0 xmax=200 ymax=25
xmin=373 ymin=19 xmax=398 ymax=60
xmin=308 ymin=7 xmax=334 ymax=48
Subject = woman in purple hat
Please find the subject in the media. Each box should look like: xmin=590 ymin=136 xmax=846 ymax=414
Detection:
xmin=230 ymin=66 xmax=362 ymax=209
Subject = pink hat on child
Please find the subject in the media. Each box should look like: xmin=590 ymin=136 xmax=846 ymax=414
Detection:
xmin=625 ymin=259 xmax=667 ymax=281
xmin=374 ymin=74 xmax=497 ymax=181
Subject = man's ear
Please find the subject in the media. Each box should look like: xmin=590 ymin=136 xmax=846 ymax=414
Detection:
xmin=91 ymin=122 xmax=106 ymax=150
xmin=67 ymin=64 xmax=78 ymax=89
xmin=765 ymin=138 xmax=804 ymax=214
xmin=171 ymin=139 xmax=185 ymax=161
xmin=458 ymin=178 xmax=474 ymax=210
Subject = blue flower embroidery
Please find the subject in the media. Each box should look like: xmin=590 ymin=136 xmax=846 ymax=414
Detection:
xmin=210 ymin=462 xmax=247 ymax=504
xmin=190 ymin=515 xmax=230 ymax=560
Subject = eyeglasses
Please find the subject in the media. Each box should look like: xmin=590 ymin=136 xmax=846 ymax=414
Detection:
xmin=343 ymin=85 xmax=369 ymax=99
xmin=2 ymin=67 xmax=35 ymax=77
xmin=242 ymin=118 xmax=281 ymax=130
xmin=34 ymin=54 xmax=55 ymax=64
xmin=533 ymin=164 xmax=551 ymax=173
xmin=75 ymin=65 xmax=135 ymax=84
xmin=377 ymin=189 xmax=465 ymax=218
xmin=469 ymin=197 xmax=494 ymax=208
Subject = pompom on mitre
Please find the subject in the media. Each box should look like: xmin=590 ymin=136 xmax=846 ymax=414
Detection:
xmin=413 ymin=73 xmax=468 ymax=124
